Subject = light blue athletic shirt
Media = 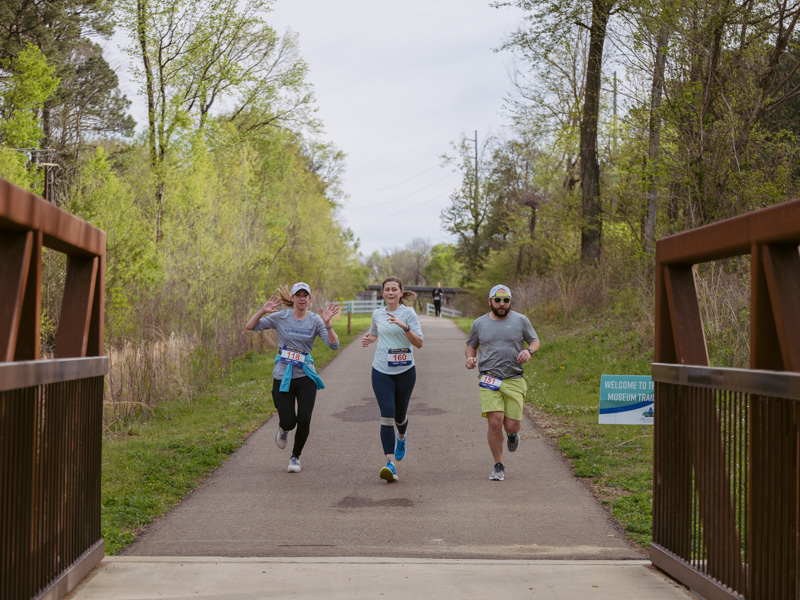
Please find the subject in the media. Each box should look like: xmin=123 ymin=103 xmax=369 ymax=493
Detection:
xmin=253 ymin=309 xmax=339 ymax=380
xmin=369 ymin=304 xmax=423 ymax=375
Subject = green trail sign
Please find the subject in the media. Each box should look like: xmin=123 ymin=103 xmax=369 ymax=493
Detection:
xmin=599 ymin=375 xmax=654 ymax=425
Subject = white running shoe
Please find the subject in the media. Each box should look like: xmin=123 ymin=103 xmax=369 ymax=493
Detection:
xmin=489 ymin=462 xmax=505 ymax=481
xmin=275 ymin=427 xmax=288 ymax=449
xmin=287 ymin=456 xmax=301 ymax=473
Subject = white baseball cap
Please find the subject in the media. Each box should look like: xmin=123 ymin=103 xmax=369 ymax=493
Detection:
xmin=290 ymin=282 xmax=311 ymax=295
xmin=489 ymin=284 xmax=512 ymax=298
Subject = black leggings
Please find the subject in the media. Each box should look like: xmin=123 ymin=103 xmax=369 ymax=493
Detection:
xmin=371 ymin=367 xmax=416 ymax=455
xmin=271 ymin=376 xmax=317 ymax=457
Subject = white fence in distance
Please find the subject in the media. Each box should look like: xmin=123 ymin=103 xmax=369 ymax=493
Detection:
xmin=343 ymin=299 xmax=384 ymax=314
xmin=425 ymin=302 xmax=462 ymax=318
xmin=342 ymin=300 xmax=462 ymax=318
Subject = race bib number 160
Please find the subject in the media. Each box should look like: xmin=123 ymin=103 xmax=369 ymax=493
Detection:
xmin=388 ymin=348 xmax=412 ymax=367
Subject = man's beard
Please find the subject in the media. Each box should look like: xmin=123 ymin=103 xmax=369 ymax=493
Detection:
xmin=490 ymin=303 xmax=510 ymax=318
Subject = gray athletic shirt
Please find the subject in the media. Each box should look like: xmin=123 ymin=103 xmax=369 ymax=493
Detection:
xmin=466 ymin=311 xmax=538 ymax=380
xmin=253 ymin=309 xmax=339 ymax=380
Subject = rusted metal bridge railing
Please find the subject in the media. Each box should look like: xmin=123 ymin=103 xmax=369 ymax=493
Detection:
xmin=1 ymin=179 xmax=107 ymax=600
xmin=652 ymin=198 xmax=800 ymax=599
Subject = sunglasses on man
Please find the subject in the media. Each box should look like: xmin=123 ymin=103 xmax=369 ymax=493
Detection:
xmin=492 ymin=297 xmax=511 ymax=304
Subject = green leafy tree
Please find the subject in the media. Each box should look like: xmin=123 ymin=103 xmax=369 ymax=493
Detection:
xmin=497 ymin=0 xmax=620 ymax=263
xmin=0 ymin=42 xmax=58 ymax=148
xmin=0 ymin=42 xmax=58 ymax=192
xmin=440 ymin=133 xmax=498 ymax=274
xmin=423 ymin=244 xmax=464 ymax=287
xmin=66 ymin=147 xmax=159 ymax=337
xmin=47 ymin=40 xmax=135 ymax=150
xmin=121 ymin=0 xmax=314 ymax=243
xmin=0 ymin=0 xmax=132 ymax=152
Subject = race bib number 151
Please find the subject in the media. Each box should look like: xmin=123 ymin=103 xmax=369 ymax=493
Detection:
xmin=479 ymin=373 xmax=502 ymax=391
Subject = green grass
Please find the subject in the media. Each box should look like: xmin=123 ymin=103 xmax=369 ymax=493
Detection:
xmin=101 ymin=314 xmax=371 ymax=554
xmin=455 ymin=315 xmax=655 ymax=548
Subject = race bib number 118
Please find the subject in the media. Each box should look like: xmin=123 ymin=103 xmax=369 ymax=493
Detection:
xmin=279 ymin=346 xmax=307 ymax=366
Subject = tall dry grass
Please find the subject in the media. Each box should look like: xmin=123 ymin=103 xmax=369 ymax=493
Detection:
xmin=104 ymin=331 xmax=194 ymax=426
xmin=506 ymin=254 xmax=748 ymax=368
xmin=695 ymin=258 xmax=750 ymax=368
xmin=102 ymin=313 xmax=279 ymax=428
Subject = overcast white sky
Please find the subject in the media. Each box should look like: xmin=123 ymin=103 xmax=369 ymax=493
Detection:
xmin=112 ymin=1 xmax=524 ymax=257
xmin=266 ymin=1 xmax=523 ymax=257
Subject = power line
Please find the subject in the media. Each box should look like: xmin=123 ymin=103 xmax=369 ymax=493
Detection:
xmin=347 ymin=172 xmax=456 ymax=209
xmin=349 ymin=164 xmax=442 ymax=195
xmin=347 ymin=194 xmax=449 ymax=225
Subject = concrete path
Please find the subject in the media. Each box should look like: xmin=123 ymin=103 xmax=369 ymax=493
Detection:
xmin=66 ymin=316 xmax=696 ymax=599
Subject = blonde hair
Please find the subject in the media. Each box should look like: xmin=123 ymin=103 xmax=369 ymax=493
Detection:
xmin=276 ymin=284 xmax=301 ymax=308
xmin=381 ymin=276 xmax=417 ymax=306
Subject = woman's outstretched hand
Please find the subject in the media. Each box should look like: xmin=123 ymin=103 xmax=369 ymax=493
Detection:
xmin=261 ymin=295 xmax=283 ymax=313
xmin=321 ymin=303 xmax=340 ymax=325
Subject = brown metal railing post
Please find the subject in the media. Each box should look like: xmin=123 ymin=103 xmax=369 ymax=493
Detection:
xmin=1 ymin=179 xmax=107 ymax=600
xmin=652 ymin=198 xmax=800 ymax=600
xmin=0 ymin=231 xmax=33 ymax=361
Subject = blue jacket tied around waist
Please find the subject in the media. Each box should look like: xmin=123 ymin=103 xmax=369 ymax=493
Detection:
xmin=274 ymin=353 xmax=325 ymax=392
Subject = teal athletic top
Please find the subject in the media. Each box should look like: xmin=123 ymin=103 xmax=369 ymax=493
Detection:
xmin=369 ymin=304 xmax=423 ymax=375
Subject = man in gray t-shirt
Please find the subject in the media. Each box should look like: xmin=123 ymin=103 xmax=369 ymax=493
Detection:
xmin=465 ymin=284 xmax=540 ymax=481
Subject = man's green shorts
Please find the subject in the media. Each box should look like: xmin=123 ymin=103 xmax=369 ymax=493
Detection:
xmin=480 ymin=376 xmax=527 ymax=421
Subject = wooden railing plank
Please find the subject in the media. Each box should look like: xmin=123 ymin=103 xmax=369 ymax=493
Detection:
xmin=0 ymin=179 xmax=105 ymax=257
xmin=663 ymin=264 xmax=708 ymax=366
xmin=0 ymin=231 xmax=33 ymax=361
xmin=760 ymin=244 xmax=800 ymax=371
xmin=54 ymin=256 xmax=98 ymax=359
xmin=16 ymin=231 xmax=41 ymax=361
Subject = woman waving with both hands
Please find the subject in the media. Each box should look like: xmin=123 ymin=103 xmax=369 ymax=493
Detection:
xmin=246 ymin=282 xmax=340 ymax=475
xmin=362 ymin=276 xmax=423 ymax=483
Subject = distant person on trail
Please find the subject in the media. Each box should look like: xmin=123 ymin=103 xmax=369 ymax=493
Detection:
xmin=465 ymin=284 xmax=539 ymax=481
xmin=362 ymin=276 xmax=424 ymax=483
xmin=245 ymin=282 xmax=340 ymax=474
xmin=432 ymin=282 xmax=444 ymax=318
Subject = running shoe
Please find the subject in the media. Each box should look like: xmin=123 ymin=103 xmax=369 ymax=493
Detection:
xmin=380 ymin=460 xmax=398 ymax=482
xmin=275 ymin=426 xmax=288 ymax=449
xmin=394 ymin=434 xmax=407 ymax=461
xmin=287 ymin=456 xmax=301 ymax=473
xmin=489 ymin=462 xmax=505 ymax=481
xmin=507 ymin=433 xmax=520 ymax=453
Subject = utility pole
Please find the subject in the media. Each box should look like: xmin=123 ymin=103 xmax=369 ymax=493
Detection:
xmin=613 ymin=72 xmax=618 ymax=155
xmin=468 ymin=130 xmax=478 ymax=202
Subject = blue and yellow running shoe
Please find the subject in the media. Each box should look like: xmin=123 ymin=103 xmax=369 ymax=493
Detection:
xmin=394 ymin=434 xmax=407 ymax=461
xmin=380 ymin=460 xmax=398 ymax=482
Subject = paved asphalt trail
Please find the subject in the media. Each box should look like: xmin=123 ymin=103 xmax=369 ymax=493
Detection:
xmin=122 ymin=315 xmax=642 ymax=561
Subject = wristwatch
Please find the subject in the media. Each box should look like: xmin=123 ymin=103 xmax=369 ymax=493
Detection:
xmin=403 ymin=324 xmax=411 ymax=332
